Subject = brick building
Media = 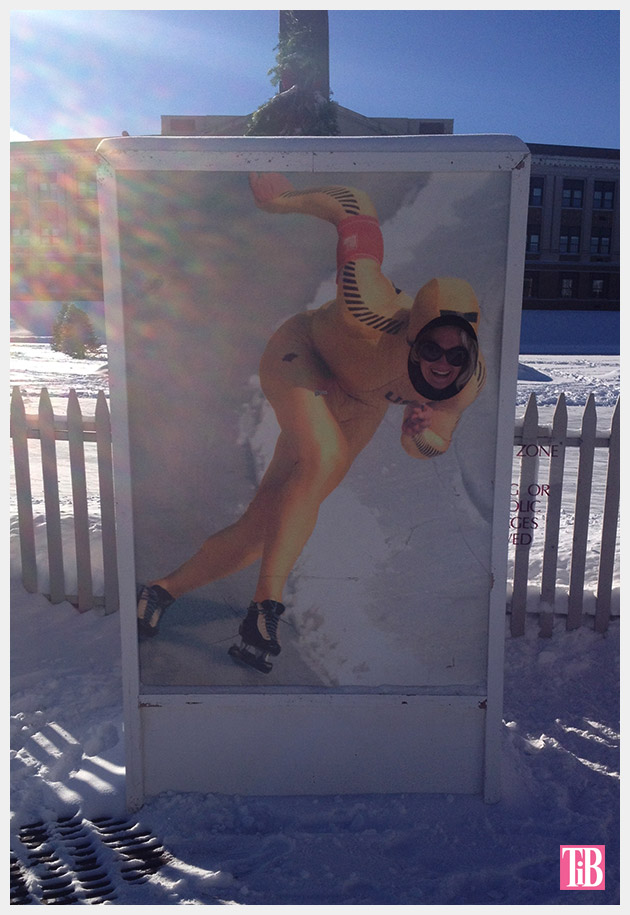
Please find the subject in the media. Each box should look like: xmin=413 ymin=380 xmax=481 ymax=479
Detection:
xmin=524 ymin=144 xmax=619 ymax=311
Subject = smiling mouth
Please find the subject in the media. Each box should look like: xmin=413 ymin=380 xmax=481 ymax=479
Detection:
xmin=427 ymin=367 xmax=454 ymax=386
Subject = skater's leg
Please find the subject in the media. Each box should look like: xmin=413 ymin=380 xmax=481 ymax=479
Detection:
xmin=152 ymin=442 xmax=297 ymax=599
xmin=252 ymin=313 xmax=389 ymax=605
xmin=252 ymin=386 xmax=376 ymax=603
xmin=146 ymin=315 xmax=325 ymax=604
xmin=227 ymin=395 xmax=353 ymax=668
xmin=142 ymin=398 xmax=365 ymax=619
xmin=254 ymin=429 xmax=349 ymax=602
xmin=138 ymin=444 xmax=295 ymax=639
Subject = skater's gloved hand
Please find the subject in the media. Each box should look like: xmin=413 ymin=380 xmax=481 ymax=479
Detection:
xmin=401 ymin=402 xmax=433 ymax=436
xmin=249 ymin=172 xmax=295 ymax=209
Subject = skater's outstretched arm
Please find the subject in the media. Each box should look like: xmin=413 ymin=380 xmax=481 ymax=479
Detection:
xmin=400 ymin=402 xmax=460 ymax=459
xmin=250 ymin=173 xmax=409 ymax=337
xmin=249 ymin=172 xmax=377 ymax=224
xmin=400 ymin=353 xmax=487 ymax=458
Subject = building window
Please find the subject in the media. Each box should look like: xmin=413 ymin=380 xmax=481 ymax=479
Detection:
xmin=523 ymin=273 xmax=538 ymax=298
xmin=559 ymin=228 xmax=580 ymax=254
xmin=77 ymin=179 xmax=98 ymax=198
xmin=38 ymin=176 xmax=60 ymax=200
xmin=560 ymin=274 xmax=578 ymax=298
xmin=526 ymin=229 xmax=540 ymax=253
xmin=11 ymin=171 xmax=27 ymax=195
xmin=528 ymin=177 xmax=544 ymax=207
xmin=11 ymin=226 xmax=30 ymax=245
xmin=40 ymin=224 xmax=62 ymax=244
xmin=591 ymin=276 xmax=608 ymax=298
xmin=593 ymin=181 xmax=615 ymax=210
xmin=590 ymin=230 xmax=611 ymax=256
xmin=562 ymin=179 xmax=584 ymax=208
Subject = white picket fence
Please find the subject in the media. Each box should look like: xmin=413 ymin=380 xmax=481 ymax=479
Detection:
xmin=509 ymin=392 xmax=619 ymax=636
xmin=10 ymin=387 xmax=620 ymax=633
xmin=10 ymin=386 xmax=119 ymax=614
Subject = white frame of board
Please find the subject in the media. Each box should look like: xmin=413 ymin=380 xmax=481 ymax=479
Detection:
xmin=96 ymin=135 xmax=530 ymax=809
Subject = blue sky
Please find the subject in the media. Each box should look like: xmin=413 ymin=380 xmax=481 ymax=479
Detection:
xmin=10 ymin=8 xmax=620 ymax=148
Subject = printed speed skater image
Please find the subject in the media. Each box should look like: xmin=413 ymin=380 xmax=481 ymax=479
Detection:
xmin=137 ymin=172 xmax=487 ymax=673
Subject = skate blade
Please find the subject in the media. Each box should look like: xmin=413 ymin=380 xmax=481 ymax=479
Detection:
xmin=228 ymin=643 xmax=273 ymax=674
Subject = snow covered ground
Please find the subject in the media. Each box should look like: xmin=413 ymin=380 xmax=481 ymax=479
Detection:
xmin=9 ymin=340 xmax=620 ymax=905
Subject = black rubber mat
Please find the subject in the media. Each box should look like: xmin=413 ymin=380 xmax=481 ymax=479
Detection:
xmin=10 ymin=812 xmax=169 ymax=904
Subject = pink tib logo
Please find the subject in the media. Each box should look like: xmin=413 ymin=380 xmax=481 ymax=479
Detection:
xmin=560 ymin=846 xmax=605 ymax=890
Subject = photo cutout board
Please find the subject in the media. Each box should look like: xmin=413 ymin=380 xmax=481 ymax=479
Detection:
xmin=97 ymin=136 xmax=529 ymax=805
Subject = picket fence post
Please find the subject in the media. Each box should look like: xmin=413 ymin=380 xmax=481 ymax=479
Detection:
xmin=510 ymin=393 xmax=539 ymax=636
xmin=538 ymin=394 xmax=568 ymax=637
xmin=10 ymin=387 xmax=38 ymax=593
xmin=96 ymin=391 xmax=119 ymax=615
xmin=594 ymin=397 xmax=620 ymax=633
xmin=68 ymin=390 xmax=94 ymax=611
xmin=39 ymin=388 xmax=65 ymax=604
xmin=566 ymin=394 xmax=597 ymax=630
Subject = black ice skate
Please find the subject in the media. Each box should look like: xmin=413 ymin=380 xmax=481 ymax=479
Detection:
xmin=228 ymin=600 xmax=285 ymax=674
xmin=137 ymin=584 xmax=175 ymax=639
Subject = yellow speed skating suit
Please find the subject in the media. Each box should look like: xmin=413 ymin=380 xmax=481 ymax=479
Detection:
xmin=257 ymin=180 xmax=486 ymax=462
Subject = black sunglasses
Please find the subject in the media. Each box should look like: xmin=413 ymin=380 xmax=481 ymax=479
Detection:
xmin=414 ymin=340 xmax=469 ymax=367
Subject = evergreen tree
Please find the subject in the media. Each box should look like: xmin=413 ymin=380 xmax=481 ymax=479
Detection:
xmin=246 ymin=12 xmax=339 ymax=137
xmin=51 ymin=303 xmax=100 ymax=359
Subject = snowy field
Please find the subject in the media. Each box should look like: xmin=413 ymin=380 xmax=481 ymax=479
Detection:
xmin=9 ymin=339 xmax=620 ymax=905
